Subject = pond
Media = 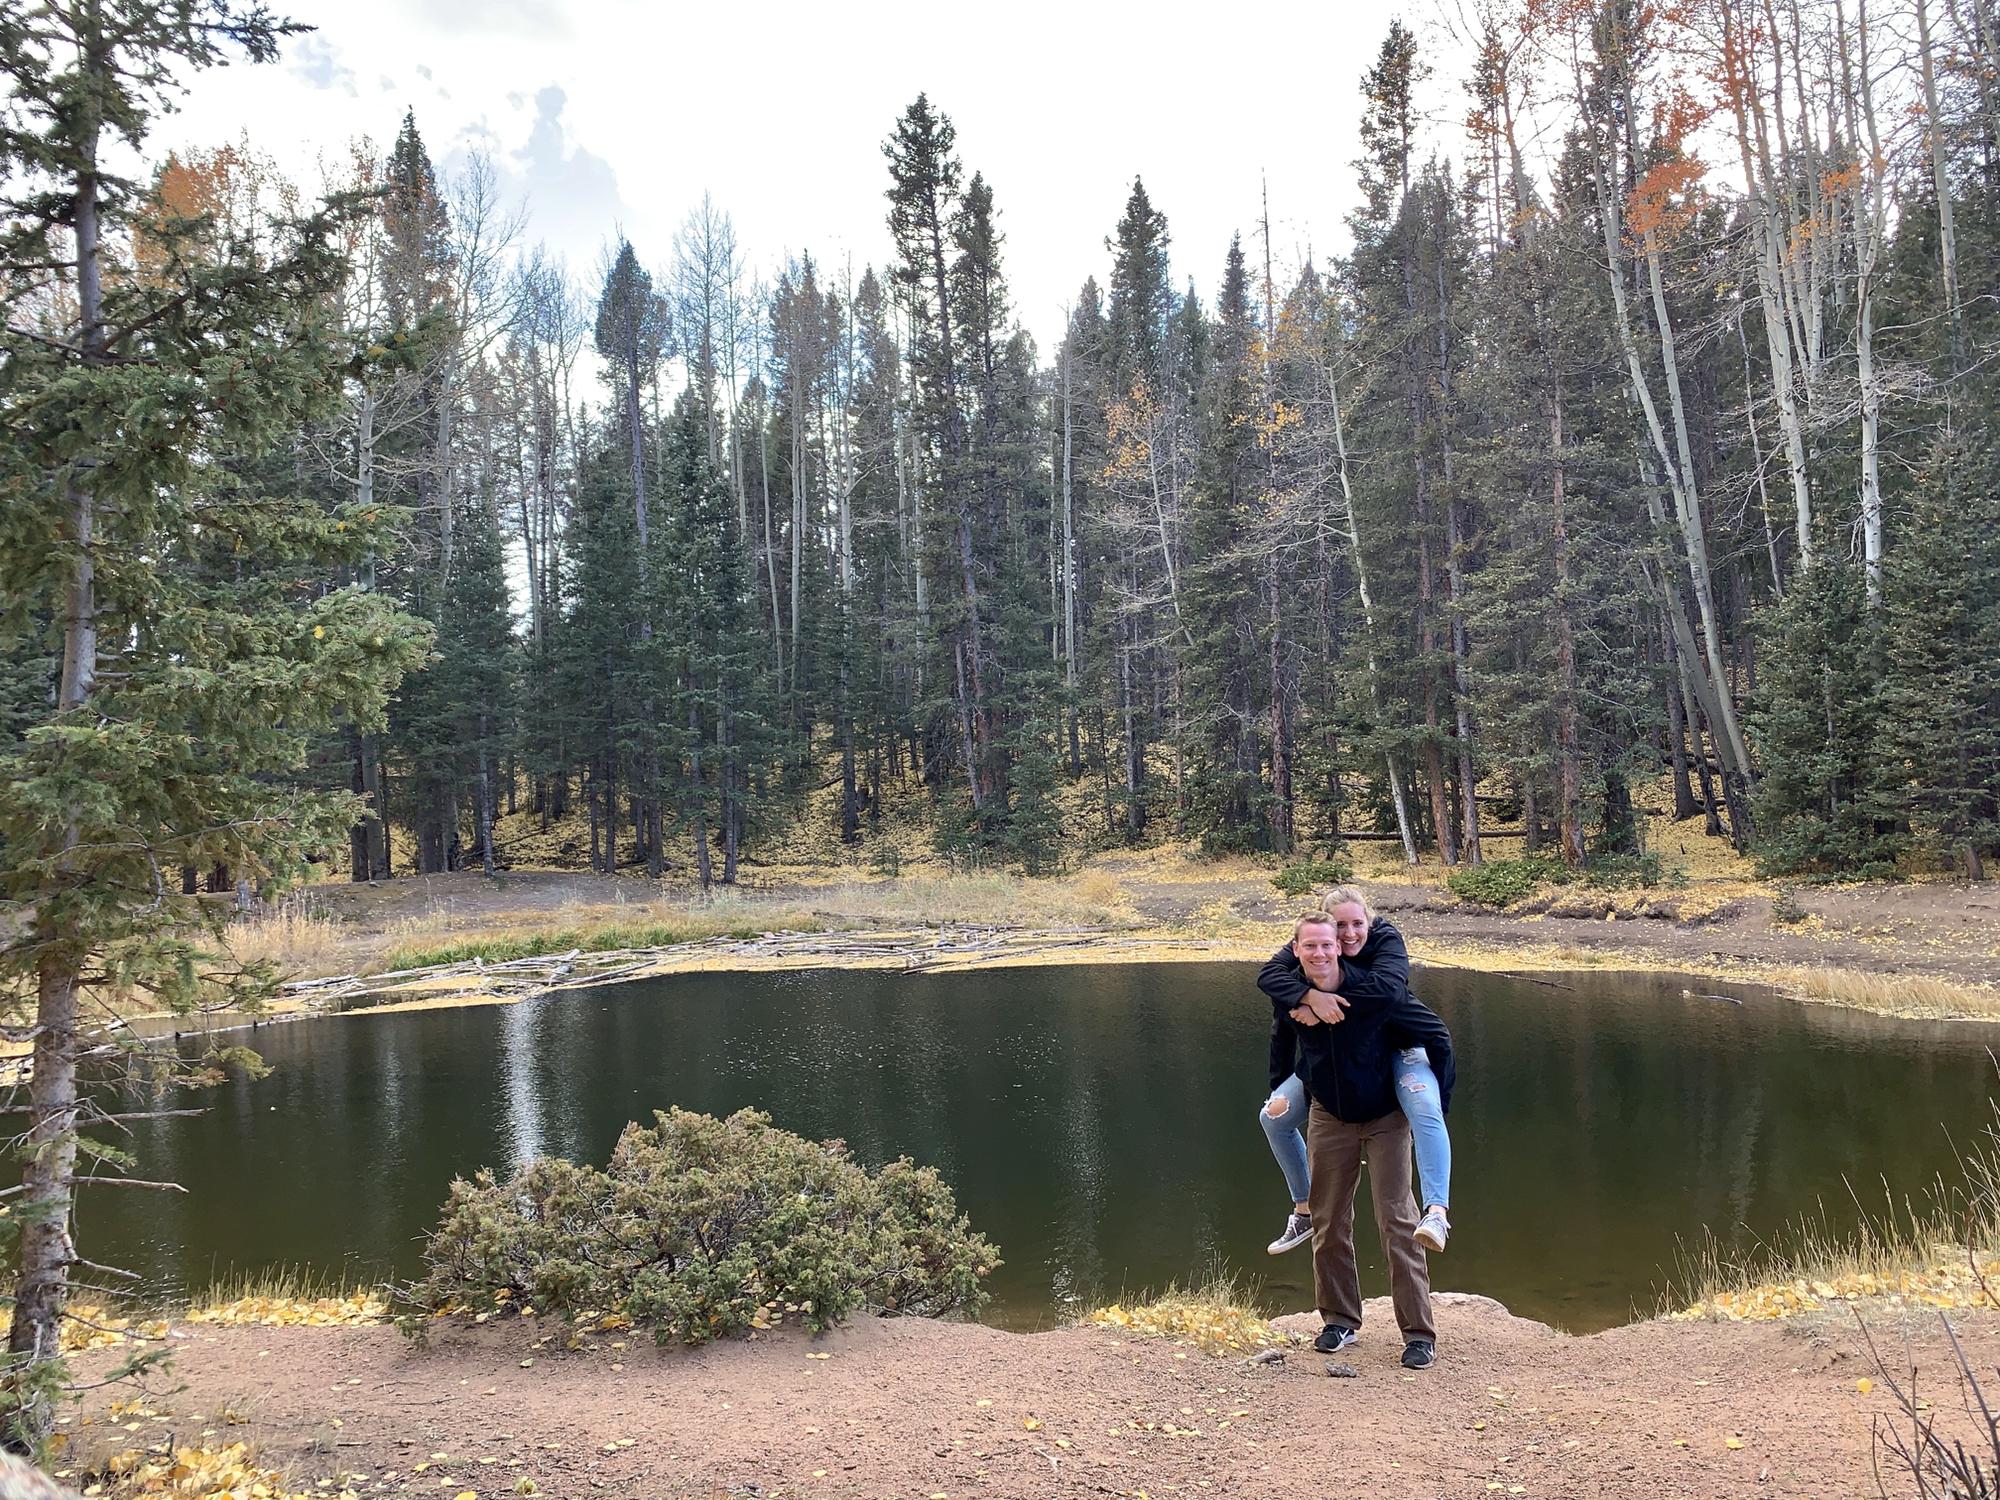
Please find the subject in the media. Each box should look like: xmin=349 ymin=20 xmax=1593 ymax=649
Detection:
xmin=100 ymin=962 xmax=1998 ymax=1332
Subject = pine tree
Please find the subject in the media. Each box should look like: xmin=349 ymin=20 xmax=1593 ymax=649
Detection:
xmin=0 ymin=3 xmax=425 ymax=1447
xmin=1876 ymin=432 xmax=2000 ymax=877
xmin=1106 ymin=179 xmax=1172 ymax=395
xmin=1181 ymin=237 xmax=1269 ymax=851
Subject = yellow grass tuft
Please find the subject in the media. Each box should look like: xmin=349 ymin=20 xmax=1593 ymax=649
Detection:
xmin=183 ymin=1267 xmax=386 ymax=1327
xmin=1668 ymin=1088 xmax=2000 ymax=1321
xmin=1671 ymin=1249 xmax=2000 ymax=1323
xmin=1764 ymin=964 xmax=2000 ymax=1020
xmin=1081 ymin=1274 xmax=1289 ymax=1357
xmin=1066 ymin=867 xmax=1127 ymax=908
xmin=222 ymin=899 xmax=344 ymax=977
xmin=184 ymin=1290 xmax=387 ymax=1328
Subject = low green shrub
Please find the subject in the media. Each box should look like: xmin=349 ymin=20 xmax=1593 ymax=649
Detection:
xmin=398 ymin=1107 xmax=999 ymax=1344
xmin=1270 ymin=855 xmax=1354 ymax=898
xmin=1581 ymin=852 xmax=1670 ymax=889
xmin=1447 ymin=856 xmax=1563 ymax=908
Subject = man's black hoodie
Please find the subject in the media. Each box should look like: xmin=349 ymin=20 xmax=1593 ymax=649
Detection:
xmin=1257 ymin=918 xmax=1456 ymax=1124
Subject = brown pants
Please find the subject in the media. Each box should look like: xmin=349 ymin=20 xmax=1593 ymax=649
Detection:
xmin=1306 ymin=1101 xmax=1435 ymax=1343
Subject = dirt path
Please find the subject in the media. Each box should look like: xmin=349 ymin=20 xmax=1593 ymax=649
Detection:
xmin=78 ymin=1297 xmax=1981 ymax=1499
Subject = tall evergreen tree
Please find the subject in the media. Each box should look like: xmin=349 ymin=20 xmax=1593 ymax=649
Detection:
xmin=0 ymin=3 xmax=424 ymax=1447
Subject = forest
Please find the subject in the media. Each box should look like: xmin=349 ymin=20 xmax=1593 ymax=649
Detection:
xmin=10 ymin=1 xmax=1998 ymax=903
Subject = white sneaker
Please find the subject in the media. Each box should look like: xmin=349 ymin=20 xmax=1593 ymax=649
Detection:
xmin=1415 ymin=1207 xmax=1450 ymax=1253
xmin=1267 ymin=1211 xmax=1313 ymax=1255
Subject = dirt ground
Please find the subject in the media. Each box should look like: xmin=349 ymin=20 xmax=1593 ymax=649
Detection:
xmin=297 ymin=863 xmax=2000 ymax=991
xmin=76 ymin=1295 xmax=1987 ymax=1499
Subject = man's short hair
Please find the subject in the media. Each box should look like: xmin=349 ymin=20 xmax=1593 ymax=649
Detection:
xmin=1293 ymin=911 xmax=1336 ymax=941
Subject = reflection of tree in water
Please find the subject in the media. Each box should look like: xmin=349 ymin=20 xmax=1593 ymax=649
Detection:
xmin=500 ymin=992 xmax=548 ymax=1168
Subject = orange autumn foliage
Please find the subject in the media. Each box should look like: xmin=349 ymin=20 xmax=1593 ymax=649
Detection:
xmin=1626 ymin=156 xmax=1708 ymax=240
xmin=134 ymin=139 xmax=295 ymax=282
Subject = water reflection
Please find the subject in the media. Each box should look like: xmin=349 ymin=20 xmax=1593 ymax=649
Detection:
xmin=91 ymin=964 xmax=2000 ymax=1331
xmin=499 ymin=993 xmax=546 ymax=1168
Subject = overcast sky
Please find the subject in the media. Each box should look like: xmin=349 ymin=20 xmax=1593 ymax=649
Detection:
xmin=163 ymin=0 xmax=1476 ymax=352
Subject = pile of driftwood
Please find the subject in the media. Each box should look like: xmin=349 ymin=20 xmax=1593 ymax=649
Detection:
xmin=279 ymin=924 xmax=1232 ymax=1017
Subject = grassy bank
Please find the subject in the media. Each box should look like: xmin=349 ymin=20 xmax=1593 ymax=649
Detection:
xmin=225 ymin=871 xmax=1146 ymax=982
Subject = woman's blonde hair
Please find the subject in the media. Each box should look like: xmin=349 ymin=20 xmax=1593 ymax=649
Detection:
xmin=1319 ymin=884 xmax=1374 ymax=924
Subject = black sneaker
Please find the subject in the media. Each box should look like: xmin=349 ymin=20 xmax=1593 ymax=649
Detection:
xmin=1401 ymin=1339 xmax=1436 ymax=1369
xmin=1314 ymin=1324 xmax=1358 ymax=1353
xmin=1267 ymin=1211 xmax=1313 ymax=1255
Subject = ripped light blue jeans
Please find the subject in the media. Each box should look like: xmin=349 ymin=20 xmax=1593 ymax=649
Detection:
xmin=1259 ymin=1050 xmax=1451 ymax=1210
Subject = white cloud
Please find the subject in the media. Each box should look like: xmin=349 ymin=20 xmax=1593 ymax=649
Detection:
xmin=404 ymin=0 xmax=571 ymax=39
xmin=441 ymin=85 xmax=626 ymax=276
xmin=160 ymin=0 xmax=1480 ymax=351
xmin=288 ymin=35 xmax=356 ymax=96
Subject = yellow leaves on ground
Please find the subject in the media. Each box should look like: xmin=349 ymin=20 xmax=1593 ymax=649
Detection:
xmin=98 ymin=1442 xmax=322 ymax=1500
xmin=185 ymin=1292 xmax=387 ymax=1328
xmin=1 ymin=1291 xmax=383 ymax=1365
xmin=0 ymin=1305 xmax=169 ymax=1353
xmin=1082 ymin=1296 xmax=1286 ymax=1357
xmin=1674 ymin=1252 xmax=2000 ymax=1322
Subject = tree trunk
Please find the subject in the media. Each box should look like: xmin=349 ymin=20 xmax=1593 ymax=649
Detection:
xmin=1639 ymin=230 xmax=1757 ymax=797
xmin=1915 ymin=0 xmax=1965 ymax=362
xmin=688 ymin=698 xmax=713 ymax=891
xmin=1720 ymin=0 xmax=1816 ymax=570
xmin=1268 ymin=573 xmax=1294 ymax=853
xmin=9 ymin=115 xmax=105 ymax=1452
xmin=1060 ymin=341 xmax=1081 ymax=774
xmin=1327 ymin=363 xmax=1417 ymax=864
xmin=1664 ymin=637 xmax=1699 ymax=821
xmin=477 ymin=723 xmax=496 ymax=876
xmin=1548 ymin=394 xmax=1586 ymax=867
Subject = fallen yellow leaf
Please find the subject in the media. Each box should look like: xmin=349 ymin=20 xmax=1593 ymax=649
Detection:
xmin=1023 ymin=1417 xmax=1043 ymax=1431
xmin=1726 ymin=1438 xmax=1744 ymax=1450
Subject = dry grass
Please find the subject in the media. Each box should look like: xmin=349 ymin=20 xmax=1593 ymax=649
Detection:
xmin=378 ymin=898 xmax=817 ymax=971
xmin=368 ymin=872 xmax=1139 ymax=973
xmin=1080 ymin=1271 xmax=1290 ymax=1357
xmin=222 ymin=899 xmax=343 ymax=976
xmin=803 ymin=871 xmax=1136 ymax=929
xmin=1764 ymin=964 xmax=2000 ymax=1020
xmin=1668 ymin=1092 xmax=2000 ymax=1321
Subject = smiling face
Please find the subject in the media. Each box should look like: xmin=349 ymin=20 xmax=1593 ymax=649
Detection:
xmin=1292 ymin=916 xmax=1341 ymax=984
xmin=1326 ymin=901 xmax=1371 ymax=958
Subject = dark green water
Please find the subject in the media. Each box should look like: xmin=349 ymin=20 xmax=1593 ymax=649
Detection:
xmin=100 ymin=964 xmax=1996 ymax=1331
